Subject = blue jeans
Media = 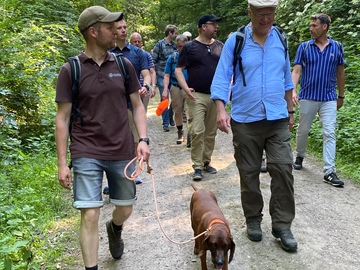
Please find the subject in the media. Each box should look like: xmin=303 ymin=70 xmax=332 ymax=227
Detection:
xmin=157 ymin=76 xmax=173 ymax=127
xmin=72 ymin=158 xmax=137 ymax=208
xmin=296 ymin=100 xmax=337 ymax=174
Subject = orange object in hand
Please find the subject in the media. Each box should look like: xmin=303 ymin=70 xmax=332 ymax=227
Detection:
xmin=156 ymin=99 xmax=169 ymax=116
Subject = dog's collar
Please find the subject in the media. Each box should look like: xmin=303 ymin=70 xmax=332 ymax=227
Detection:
xmin=208 ymin=218 xmax=226 ymax=229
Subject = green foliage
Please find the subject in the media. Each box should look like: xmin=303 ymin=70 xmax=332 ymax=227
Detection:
xmin=0 ymin=144 xmax=75 ymax=268
xmin=0 ymin=0 xmax=359 ymax=267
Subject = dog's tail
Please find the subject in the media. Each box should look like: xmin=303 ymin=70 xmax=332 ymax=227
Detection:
xmin=191 ymin=184 xmax=198 ymax=191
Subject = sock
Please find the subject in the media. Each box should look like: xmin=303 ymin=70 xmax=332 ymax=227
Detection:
xmin=85 ymin=266 xmax=98 ymax=270
xmin=112 ymin=221 xmax=123 ymax=232
xmin=177 ymin=125 xmax=183 ymax=131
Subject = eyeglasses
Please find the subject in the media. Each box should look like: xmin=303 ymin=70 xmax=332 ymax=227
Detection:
xmin=252 ymin=11 xmax=275 ymax=19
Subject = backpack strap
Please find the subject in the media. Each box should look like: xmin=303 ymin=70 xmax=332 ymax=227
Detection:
xmin=301 ymin=41 xmax=311 ymax=65
xmin=273 ymin=24 xmax=288 ymax=58
xmin=112 ymin=52 xmax=130 ymax=97
xmin=112 ymin=52 xmax=132 ymax=107
xmin=233 ymin=25 xmax=246 ymax=86
xmin=169 ymin=51 xmax=177 ymax=81
xmin=68 ymin=56 xmax=84 ymax=135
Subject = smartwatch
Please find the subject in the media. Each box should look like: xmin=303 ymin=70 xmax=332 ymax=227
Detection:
xmin=139 ymin=137 xmax=150 ymax=145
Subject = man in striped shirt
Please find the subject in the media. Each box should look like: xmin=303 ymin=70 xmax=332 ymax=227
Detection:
xmin=292 ymin=13 xmax=345 ymax=187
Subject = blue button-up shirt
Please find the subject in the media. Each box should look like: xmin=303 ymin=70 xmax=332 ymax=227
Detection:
xmin=110 ymin=42 xmax=149 ymax=80
xmin=211 ymin=24 xmax=294 ymax=123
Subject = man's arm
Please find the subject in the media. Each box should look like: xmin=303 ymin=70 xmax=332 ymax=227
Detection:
xmin=291 ymin=64 xmax=302 ymax=106
xmin=162 ymin=73 xmax=170 ymax=101
xmin=130 ymin=92 xmax=150 ymax=161
xmin=285 ymin=90 xmax=295 ymax=130
xmin=150 ymin=67 xmax=157 ymax=97
xmin=336 ymin=65 xmax=345 ymax=110
xmin=55 ymin=102 xmax=72 ymax=190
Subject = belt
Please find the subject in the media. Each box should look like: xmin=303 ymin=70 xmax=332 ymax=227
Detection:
xmin=171 ymin=84 xmax=182 ymax=90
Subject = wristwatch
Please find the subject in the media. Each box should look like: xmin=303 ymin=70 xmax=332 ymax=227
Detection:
xmin=139 ymin=137 xmax=150 ymax=145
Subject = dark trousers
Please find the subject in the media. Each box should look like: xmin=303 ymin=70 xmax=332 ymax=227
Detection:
xmin=231 ymin=118 xmax=295 ymax=230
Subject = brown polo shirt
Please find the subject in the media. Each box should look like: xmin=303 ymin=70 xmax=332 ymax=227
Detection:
xmin=56 ymin=52 xmax=141 ymax=161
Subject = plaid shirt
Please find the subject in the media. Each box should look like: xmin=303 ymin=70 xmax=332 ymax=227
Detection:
xmin=152 ymin=38 xmax=177 ymax=78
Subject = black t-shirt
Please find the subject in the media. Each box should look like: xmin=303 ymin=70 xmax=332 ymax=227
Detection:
xmin=177 ymin=39 xmax=223 ymax=94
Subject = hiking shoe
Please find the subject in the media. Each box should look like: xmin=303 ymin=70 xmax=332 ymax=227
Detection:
xmin=323 ymin=172 xmax=344 ymax=187
xmin=176 ymin=130 xmax=184 ymax=144
xmin=246 ymin=220 xmax=262 ymax=242
xmin=103 ymin=186 xmax=109 ymax=195
xmin=163 ymin=125 xmax=170 ymax=132
xmin=106 ymin=220 xmax=124 ymax=259
xmin=272 ymin=229 xmax=298 ymax=252
xmin=134 ymin=176 xmax=142 ymax=185
xmin=293 ymin=156 xmax=303 ymax=170
xmin=192 ymin=169 xmax=203 ymax=181
xmin=204 ymin=162 xmax=217 ymax=174
xmin=260 ymin=158 xmax=267 ymax=173
xmin=186 ymin=133 xmax=191 ymax=148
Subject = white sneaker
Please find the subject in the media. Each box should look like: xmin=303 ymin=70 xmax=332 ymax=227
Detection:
xmin=135 ymin=176 xmax=142 ymax=184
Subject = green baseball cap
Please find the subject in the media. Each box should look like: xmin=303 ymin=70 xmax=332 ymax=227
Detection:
xmin=78 ymin=6 xmax=123 ymax=31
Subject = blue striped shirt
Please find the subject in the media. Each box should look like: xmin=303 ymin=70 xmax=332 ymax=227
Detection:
xmin=210 ymin=24 xmax=294 ymax=123
xmin=293 ymin=38 xmax=344 ymax=102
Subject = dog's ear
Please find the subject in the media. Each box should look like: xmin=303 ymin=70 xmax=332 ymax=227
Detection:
xmin=202 ymin=233 xmax=210 ymax=251
xmin=228 ymin=238 xmax=236 ymax=263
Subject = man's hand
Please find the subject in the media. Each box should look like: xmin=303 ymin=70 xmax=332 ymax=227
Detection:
xmin=217 ymin=109 xmax=231 ymax=134
xmin=184 ymin=88 xmax=196 ymax=101
xmin=137 ymin=142 xmax=150 ymax=162
xmin=292 ymin=90 xmax=299 ymax=107
xmin=58 ymin=164 xmax=72 ymax=190
xmin=288 ymin=114 xmax=295 ymax=131
xmin=139 ymin=86 xmax=148 ymax=98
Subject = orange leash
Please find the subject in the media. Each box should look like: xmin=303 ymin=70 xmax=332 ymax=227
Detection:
xmin=123 ymin=158 xmax=211 ymax=245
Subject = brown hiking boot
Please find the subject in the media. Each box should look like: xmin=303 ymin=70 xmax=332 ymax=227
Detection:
xmin=176 ymin=130 xmax=184 ymax=144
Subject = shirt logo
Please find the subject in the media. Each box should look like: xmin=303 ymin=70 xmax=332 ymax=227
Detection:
xmin=109 ymin=72 xmax=122 ymax=77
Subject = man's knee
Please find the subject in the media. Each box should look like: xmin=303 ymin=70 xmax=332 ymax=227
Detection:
xmin=81 ymin=208 xmax=100 ymax=225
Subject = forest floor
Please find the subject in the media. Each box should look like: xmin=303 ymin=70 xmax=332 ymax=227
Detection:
xmin=62 ymin=99 xmax=360 ymax=270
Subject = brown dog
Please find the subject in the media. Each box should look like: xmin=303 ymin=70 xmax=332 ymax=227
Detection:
xmin=190 ymin=184 xmax=235 ymax=270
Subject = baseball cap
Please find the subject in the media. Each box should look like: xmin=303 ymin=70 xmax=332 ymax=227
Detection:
xmin=183 ymin=31 xmax=192 ymax=37
xmin=78 ymin=6 xmax=123 ymax=31
xmin=248 ymin=0 xmax=278 ymax=7
xmin=198 ymin=14 xmax=222 ymax=28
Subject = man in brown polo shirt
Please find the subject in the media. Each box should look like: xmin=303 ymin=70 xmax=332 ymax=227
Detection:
xmin=55 ymin=6 xmax=150 ymax=270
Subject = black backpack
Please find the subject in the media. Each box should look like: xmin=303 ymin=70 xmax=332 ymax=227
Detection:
xmin=233 ymin=24 xmax=288 ymax=86
xmin=68 ymin=52 xmax=130 ymax=134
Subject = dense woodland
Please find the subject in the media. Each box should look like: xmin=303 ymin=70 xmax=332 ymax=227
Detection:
xmin=0 ymin=0 xmax=359 ymax=268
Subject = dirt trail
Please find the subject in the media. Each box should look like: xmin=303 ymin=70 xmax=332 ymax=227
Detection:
xmin=94 ymin=99 xmax=360 ymax=270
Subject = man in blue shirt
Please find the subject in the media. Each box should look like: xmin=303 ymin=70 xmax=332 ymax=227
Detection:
xmin=129 ymin=32 xmax=157 ymax=110
xmin=211 ymin=0 xmax=297 ymax=252
xmin=110 ymin=19 xmax=152 ymax=185
xmin=292 ymin=14 xmax=345 ymax=188
xmin=162 ymin=34 xmax=189 ymax=145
